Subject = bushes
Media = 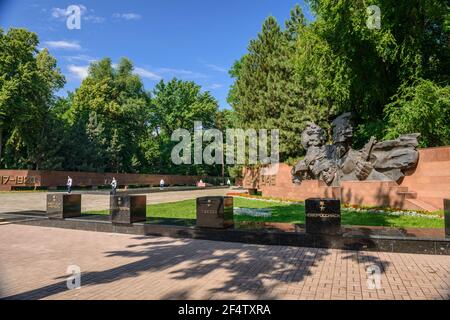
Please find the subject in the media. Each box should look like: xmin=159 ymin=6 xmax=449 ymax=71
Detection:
xmin=384 ymin=79 xmax=450 ymax=147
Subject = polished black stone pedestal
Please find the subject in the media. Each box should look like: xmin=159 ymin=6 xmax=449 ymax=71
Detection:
xmin=196 ymin=196 xmax=234 ymax=229
xmin=305 ymin=198 xmax=341 ymax=235
xmin=110 ymin=195 xmax=146 ymax=225
xmin=46 ymin=194 xmax=81 ymax=219
xmin=445 ymin=199 xmax=450 ymax=238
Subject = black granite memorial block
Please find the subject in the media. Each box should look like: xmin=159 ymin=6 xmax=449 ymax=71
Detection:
xmin=305 ymin=198 xmax=341 ymax=235
xmin=110 ymin=195 xmax=147 ymax=225
xmin=46 ymin=194 xmax=82 ymax=219
xmin=196 ymin=196 xmax=234 ymax=229
xmin=445 ymin=199 xmax=450 ymax=238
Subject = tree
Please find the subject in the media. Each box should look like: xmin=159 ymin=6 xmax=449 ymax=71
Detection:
xmin=67 ymin=57 xmax=150 ymax=172
xmin=148 ymin=78 xmax=219 ymax=175
xmin=229 ymin=0 xmax=450 ymax=161
xmin=384 ymin=79 xmax=450 ymax=147
xmin=292 ymin=22 xmax=352 ymax=142
xmin=229 ymin=13 xmax=307 ymax=160
xmin=0 ymin=28 xmax=65 ymax=169
xmin=151 ymin=78 xmax=217 ymax=132
xmin=306 ymin=0 xmax=450 ymax=146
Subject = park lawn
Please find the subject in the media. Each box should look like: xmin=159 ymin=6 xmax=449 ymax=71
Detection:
xmin=85 ymin=197 xmax=444 ymax=229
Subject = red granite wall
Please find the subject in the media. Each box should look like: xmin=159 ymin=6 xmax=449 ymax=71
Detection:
xmin=399 ymin=146 xmax=450 ymax=210
xmin=0 ymin=170 xmax=217 ymax=191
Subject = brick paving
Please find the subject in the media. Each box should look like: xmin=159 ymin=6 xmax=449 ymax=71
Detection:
xmin=0 ymin=224 xmax=449 ymax=300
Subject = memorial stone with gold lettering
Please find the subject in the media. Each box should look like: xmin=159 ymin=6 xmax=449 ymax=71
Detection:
xmin=196 ymin=196 xmax=234 ymax=229
xmin=305 ymin=198 xmax=341 ymax=235
xmin=110 ymin=194 xmax=147 ymax=225
xmin=46 ymin=194 xmax=82 ymax=219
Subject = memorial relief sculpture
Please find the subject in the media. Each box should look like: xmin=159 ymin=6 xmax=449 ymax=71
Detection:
xmin=291 ymin=122 xmax=337 ymax=185
xmin=292 ymin=113 xmax=420 ymax=186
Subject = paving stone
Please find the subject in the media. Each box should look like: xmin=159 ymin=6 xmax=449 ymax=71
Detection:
xmin=0 ymin=224 xmax=449 ymax=300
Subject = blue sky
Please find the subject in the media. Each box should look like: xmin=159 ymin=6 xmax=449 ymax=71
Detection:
xmin=0 ymin=0 xmax=313 ymax=109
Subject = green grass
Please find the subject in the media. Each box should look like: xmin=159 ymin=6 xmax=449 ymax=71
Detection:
xmin=85 ymin=198 xmax=444 ymax=229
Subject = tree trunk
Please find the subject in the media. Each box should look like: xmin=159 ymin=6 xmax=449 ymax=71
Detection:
xmin=221 ymin=149 xmax=225 ymax=178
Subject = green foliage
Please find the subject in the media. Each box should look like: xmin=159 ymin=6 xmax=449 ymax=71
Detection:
xmin=229 ymin=0 xmax=450 ymax=160
xmin=229 ymin=9 xmax=307 ymax=160
xmin=227 ymin=164 xmax=243 ymax=180
xmin=2 ymin=0 xmax=450 ymax=177
xmin=384 ymin=79 xmax=450 ymax=147
xmin=292 ymin=22 xmax=352 ymax=139
xmin=215 ymin=108 xmax=238 ymax=130
xmin=147 ymin=78 xmax=219 ymax=175
xmin=0 ymin=28 xmax=223 ymax=176
xmin=66 ymin=57 xmax=150 ymax=173
xmin=152 ymin=78 xmax=217 ymax=132
xmin=0 ymin=28 xmax=65 ymax=169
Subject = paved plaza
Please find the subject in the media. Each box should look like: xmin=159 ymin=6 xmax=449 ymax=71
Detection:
xmin=0 ymin=188 xmax=230 ymax=214
xmin=0 ymin=224 xmax=449 ymax=300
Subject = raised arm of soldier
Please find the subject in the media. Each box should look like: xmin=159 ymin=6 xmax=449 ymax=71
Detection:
xmin=354 ymin=160 xmax=373 ymax=180
xmin=354 ymin=137 xmax=377 ymax=181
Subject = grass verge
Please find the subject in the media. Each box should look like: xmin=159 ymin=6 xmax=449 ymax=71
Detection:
xmin=85 ymin=197 xmax=444 ymax=229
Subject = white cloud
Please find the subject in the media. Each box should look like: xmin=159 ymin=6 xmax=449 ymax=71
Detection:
xmin=84 ymin=15 xmax=106 ymax=24
xmin=64 ymin=54 xmax=97 ymax=63
xmin=205 ymin=63 xmax=227 ymax=73
xmin=44 ymin=40 xmax=81 ymax=50
xmin=51 ymin=5 xmax=104 ymax=24
xmin=113 ymin=13 xmax=142 ymax=20
xmin=157 ymin=68 xmax=208 ymax=79
xmin=205 ymin=83 xmax=223 ymax=90
xmin=51 ymin=7 xmax=68 ymax=19
xmin=68 ymin=65 xmax=89 ymax=80
xmin=134 ymin=67 xmax=162 ymax=80
xmin=51 ymin=5 xmax=87 ymax=19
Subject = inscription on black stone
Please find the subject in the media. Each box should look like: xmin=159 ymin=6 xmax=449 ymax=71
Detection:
xmin=46 ymin=194 xmax=81 ymax=219
xmin=110 ymin=195 xmax=147 ymax=225
xmin=196 ymin=196 xmax=234 ymax=229
xmin=445 ymin=199 xmax=450 ymax=238
xmin=305 ymin=198 xmax=341 ymax=235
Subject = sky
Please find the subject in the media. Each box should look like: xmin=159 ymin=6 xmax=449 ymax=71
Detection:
xmin=0 ymin=0 xmax=313 ymax=109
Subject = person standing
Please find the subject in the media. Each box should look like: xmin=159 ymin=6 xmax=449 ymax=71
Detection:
xmin=67 ymin=176 xmax=73 ymax=194
xmin=160 ymin=179 xmax=165 ymax=190
xmin=111 ymin=177 xmax=117 ymax=195
xmin=227 ymin=178 xmax=231 ymax=187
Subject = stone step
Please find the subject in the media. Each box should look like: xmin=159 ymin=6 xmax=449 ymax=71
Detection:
xmin=393 ymin=186 xmax=409 ymax=192
xmin=0 ymin=216 xmax=26 ymax=224
xmin=397 ymin=191 xmax=417 ymax=199
xmin=404 ymin=199 xmax=439 ymax=212
xmin=412 ymin=196 xmax=447 ymax=210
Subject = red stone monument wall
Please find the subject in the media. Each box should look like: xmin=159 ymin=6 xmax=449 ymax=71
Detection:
xmin=243 ymin=146 xmax=450 ymax=212
xmin=0 ymin=170 xmax=220 ymax=191
xmin=399 ymin=147 xmax=450 ymax=211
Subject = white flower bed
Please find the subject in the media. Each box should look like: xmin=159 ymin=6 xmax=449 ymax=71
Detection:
xmin=232 ymin=196 xmax=302 ymax=205
xmin=232 ymin=196 xmax=442 ymax=219
xmin=342 ymin=208 xmax=442 ymax=219
xmin=234 ymin=207 xmax=272 ymax=218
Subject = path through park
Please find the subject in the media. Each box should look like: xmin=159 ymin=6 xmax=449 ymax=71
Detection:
xmin=0 ymin=188 xmax=230 ymax=213
xmin=0 ymin=224 xmax=449 ymax=300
